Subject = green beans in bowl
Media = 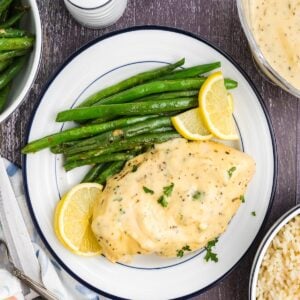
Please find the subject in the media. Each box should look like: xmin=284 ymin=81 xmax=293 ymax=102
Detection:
xmin=0 ymin=0 xmax=41 ymax=122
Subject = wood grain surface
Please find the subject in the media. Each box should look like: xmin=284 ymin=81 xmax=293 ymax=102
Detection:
xmin=0 ymin=0 xmax=299 ymax=299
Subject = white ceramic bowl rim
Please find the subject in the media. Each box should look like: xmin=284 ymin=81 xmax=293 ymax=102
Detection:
xmin=22 ymin=25 xmax=278 ymax=300
xmin=249 ymin=204 xmax=300 ymax=299
xmin=66 ymin=0 xmax=112 ymax=10
xmin=236 ymin=0 xmax=300 ymax=98
xmin=0 ymin=0 xmax=42 ymax=123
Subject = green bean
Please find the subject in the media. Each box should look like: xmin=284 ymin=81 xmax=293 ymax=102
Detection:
xmin=136 ymin=90 xmax=199 ymax=102
xmin=77 ymin=58 xmax=185 ymax=108
xmin=81 ymin=163 xmax=107 ymax=183
xmin=0 ymin=37 xmax=34 ymax=50
xmin=10 ymin=0 xmax=26 ymax=12
xmin=0 ymin=28 xmax=27 ymax=37
xmin=22 ymin=115 xmax=158 ymax=153
xmin=0 ymin=8 xmax=9 ymax=23
xmin=50 ymin=141 xmax=79 ymax=154
xmin=0 ymin=55 xmax=26 ymax=89
xmin=66 ymin=143 xmax=141 ymax=163
xmin=65 ymin=128 xmax=173 ymax=156
xmin=52 ymin=125 xmax=174 ymax=155
xmin=83 ymin=77 xmax=236 ymax=108
xmin=224 ymin=78 xmax=238 ymax=89
xmin=58 ymin=77 xmax=237 ymax=122
xmin=8 ymin=1 xmax=28 ymax=26
xmin=0 ymin=83 xmax=10 ymax=112
xmin=87 ymin=115 xmax=117 ymax=125
xmin=88 ymin=116 xmax=119 ymax=125
xmin=0 ymin=10 xmax=25 ymax=28
xmin=0 ymin=58 xmax=12 ymax=72
xmin=66 ymin=131 xmax=179 ymax=163
xmin=96 ymin=161 xmax=126 ymax=184
xmin=0 ymin=0 xmax=13 ymax=15
xmin=64 ymin=152 xmax=135 ymax=171
xmin=56 ymin=97 xmax=197 ymax=122
xmin=0 ymin=49 xmax=28 ymax=61
xmin=92 ymin=78 xmax=204 ymax=106
xmin=149 ymin=126 xmax=175 ymax=133
xmin=159 ymin=62 xmax=221 ymax=80
xmin=88 ymin=111 xmax=176 ymax=125
xmin=88 ymin=110 xmax=178 ymax=125
xmin=65 ymin=117 xmax=172 ymax=155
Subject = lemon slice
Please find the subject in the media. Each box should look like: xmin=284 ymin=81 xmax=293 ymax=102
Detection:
xmin=171 ymin=108 xmax=213 ymax=140
xmin=54 ymin=183 xmax=103 ymax=256
xmin=227 ymin=93 xmax=234 ymax=114
xmin=199 ymin=72 xmax=238 ymax=140
xmin=54 ymin=199 xmax=71 ymax=250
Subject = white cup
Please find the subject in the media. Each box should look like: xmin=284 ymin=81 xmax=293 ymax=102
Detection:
xmin=64 ymin=0 xmax=128 ymax=29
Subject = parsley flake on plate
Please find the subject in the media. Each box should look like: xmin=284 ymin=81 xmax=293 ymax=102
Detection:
xmin=192 ymin=190 xmax=205 ymax=201
xmin=157 ymin=195 xmax=168 ymax=207
xmin=227 ymin=166 xmax=236 ymax=178
xmin=176 ymin=249 xmax=184 ymax=257
xmin=176 ymin=245 xmax=191 ymax=257
xmin=163 ymin=183 xmax=174 ymax=197
xmin=143 ymin=186 xmax=154 ymax=194
xmin=204 ymin=238 xmax=218 ymax=263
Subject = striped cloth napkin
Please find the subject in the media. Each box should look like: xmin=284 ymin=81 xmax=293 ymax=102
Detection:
xmin=0 ymin=159 xmax=106 ymax=300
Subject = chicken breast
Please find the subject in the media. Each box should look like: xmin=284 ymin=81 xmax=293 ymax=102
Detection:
xmin=92 ymin=138 xmax=255 ymax=263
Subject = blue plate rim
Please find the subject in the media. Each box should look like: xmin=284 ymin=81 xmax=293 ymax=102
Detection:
xmin=22 ymin=25 xmax=278 ymax=300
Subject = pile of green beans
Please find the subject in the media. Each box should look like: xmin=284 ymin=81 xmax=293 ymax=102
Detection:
xmin=22 ymin=59 xmax=238 ymax=185
xmin=0 ymin=0 xmax=35 ymax=113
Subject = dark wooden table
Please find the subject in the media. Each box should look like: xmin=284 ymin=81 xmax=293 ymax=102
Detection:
xmin=0 ymin=0 xmax=298 ymax=299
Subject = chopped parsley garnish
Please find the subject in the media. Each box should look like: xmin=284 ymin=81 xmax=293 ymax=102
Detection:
xmin=132 ymin=165 xmax=138 ymax=172
xmin=251 ymin=211 xmax=256 ymax=216
xmin=240 ymin=195 xmax=245 ymax=203
xmin=176 ymin=249 xmax=184 ymax=257
xmin=157 ymin=195 xmax=168 ymax=207
xmin=182 ymin=245 xmax=191 ymax=251
xmin=119 ymin=208 xmax=126 ymax=214
xmin=192 ymin=191 xmax=205 ymax=201
xmin=204 ymin=238 xmax=218 ymax=263
xmin=157 ymin=183 xmax=174 ymax=208
xmin=143 ymin=186 xmax=154 ymax=194
xmin=163 ymin=183 xmax=174 ymax=197
xmin=227 ymin=166 xmax=236 ymax=178
xmin=176 ymin=245 xmax=191 ymax=257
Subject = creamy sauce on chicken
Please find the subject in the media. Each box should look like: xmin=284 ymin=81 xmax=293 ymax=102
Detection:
xmin=250 ymin=0 xmax=300 ymax=89
xmin=92 ymin=139 xmax=255 ymax=263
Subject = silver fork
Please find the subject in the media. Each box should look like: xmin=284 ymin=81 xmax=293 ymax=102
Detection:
xmin=0 ymin=239 xmax=58 ymax=300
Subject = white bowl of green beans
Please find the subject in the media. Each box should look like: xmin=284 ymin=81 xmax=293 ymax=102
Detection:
xmin=0 ymin=0 xmax=42 ymax=123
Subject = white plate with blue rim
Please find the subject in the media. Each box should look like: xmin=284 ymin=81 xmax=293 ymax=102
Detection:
xmin=22 ymin=26 xmax=277 ymax=299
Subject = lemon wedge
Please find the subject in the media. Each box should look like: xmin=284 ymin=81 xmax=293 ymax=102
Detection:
xmin=227 ymin=93 xmax=234 ymax=114
xmin=171 ymin=108 xmax=213 ymax=141
xmin=54 ymin=183 xmax=103 ymax=256
xmin=199 ymin=72 xmax=238 ymax=140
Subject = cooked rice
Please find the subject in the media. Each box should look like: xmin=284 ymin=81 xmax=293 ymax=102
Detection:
xmin=256 ymin=215 xmax=300 ymax=300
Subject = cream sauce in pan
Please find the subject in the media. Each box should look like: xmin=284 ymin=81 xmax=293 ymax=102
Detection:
xmin=250 ymin=0 xmax=300 ymax=89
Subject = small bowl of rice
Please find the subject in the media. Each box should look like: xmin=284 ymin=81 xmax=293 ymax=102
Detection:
xmin=249 ymin=205 xmax=300 ymax=300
